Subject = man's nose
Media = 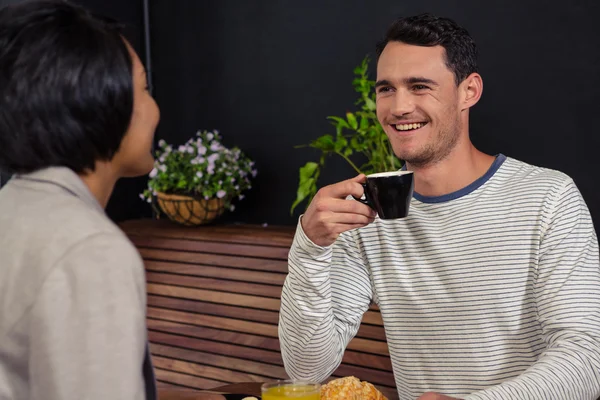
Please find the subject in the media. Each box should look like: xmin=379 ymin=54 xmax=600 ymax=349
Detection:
xmin=390 ymin=91 xmax=415 ymax=117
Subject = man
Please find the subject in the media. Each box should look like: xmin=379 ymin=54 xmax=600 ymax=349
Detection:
xmin=279 ymin=13 xmax=600 ymax=400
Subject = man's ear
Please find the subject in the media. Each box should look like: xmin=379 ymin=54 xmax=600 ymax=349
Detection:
xmin=459 ymin=72 xmax=483 ymax=111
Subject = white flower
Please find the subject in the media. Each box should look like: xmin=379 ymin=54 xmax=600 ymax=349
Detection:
xmin=146 ymin=197 xmax=152 ymax=203
xmin=159 ymin=155 xmax=166 ymax=163
xmin=158 ymin=139 xmax=166 ymax=147
xmin=238 ymin=194 xmax=245 ymax=200
xmin=229 ymin=204 xmax=235 ymax=211
xmin=196 ymin=171 xmax=203 ymax=178
xmin=165 ymin=145 xmax=172 ymax=153
xmin=210 ymin=142 xmax=221 ymax=151
xmin=207 ymin=132 xmax=214 ymax=140
xmin=158 ymin=165 xmax=167 ymax=172
xmin=149 ymin=168 xmax=158 ymax=178
xmin=217 ymin=190 xmax=226 ymax=199
xmin=186 ymin=145 xmax=195 ymax=154
xmin=139 ymin=194 xmax=145 ymax=200
xmin=207 ymin=153 xmax=219 ymax=163
xmin=207 ymin=166 xmax=215 ymax=175
xmin=251 ymin=169 xmax=258 ymax=177
xmin=191 ymin=158 xmax=199 ymax=165
xmin=198 ymin=146 xmax=207 ymax=155
xmin=178 ymin=145 xmax=186 ymax=152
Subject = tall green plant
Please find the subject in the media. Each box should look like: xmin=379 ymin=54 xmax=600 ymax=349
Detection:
xmin=290 ymin=56 xmax=402 ymax=214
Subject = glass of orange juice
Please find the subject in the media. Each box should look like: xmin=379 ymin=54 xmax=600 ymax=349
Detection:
xmin=261 ymin=379 xmax=321 ymax=400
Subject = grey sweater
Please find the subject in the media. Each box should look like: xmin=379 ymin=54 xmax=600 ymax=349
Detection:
xmin=0 ymin=167 xmax=154 ymax=400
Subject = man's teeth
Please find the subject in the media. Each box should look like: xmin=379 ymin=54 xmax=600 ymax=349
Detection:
xmin=395 ymin=122 xmax=425 ymax=131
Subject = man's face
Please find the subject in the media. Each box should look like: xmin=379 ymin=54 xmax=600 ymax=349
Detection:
xmin=376 ymin=42 xmax=463 ymax=167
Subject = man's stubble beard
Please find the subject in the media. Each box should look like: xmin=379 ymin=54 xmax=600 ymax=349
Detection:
xmin=397 ymin=116 xmax=461 ymax=169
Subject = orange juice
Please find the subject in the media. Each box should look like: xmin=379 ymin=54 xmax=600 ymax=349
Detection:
xmin=261 ymin=380 xmax=320 ymax=400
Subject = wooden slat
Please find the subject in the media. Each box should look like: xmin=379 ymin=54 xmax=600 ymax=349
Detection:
xmin=151 ymin=343 xmax=289 ymax=380
xmin=148 ymin=307 xmax=278 ymax=338
xmin=154 ymin=367 xmax=226 ymax=390
xmin=150 ymin=331 xmax=283 ymax=367
xmin=140 ymin=248 xmax=289 ymax=273
xmin=154 ymin=356 xmax=268 ymax=385
xmin=148 ymin=318 xmax=281 ymax=352
xmin=147 ymin=273 xmax=283 ymax=299
xmin=121 ymin=219 xmax=295 ymax=247
xmin=146 ymin=261 xmax=287 ymax=285
xmin=132 ymin=236 xmax=290 ymax=259
xmin=363 ymin=310 xmax=384 ymax=326
xmin=148 ymin=283 xmax=281 ymax=311
xmin=149 ymin=295 xmax=279 ymax=325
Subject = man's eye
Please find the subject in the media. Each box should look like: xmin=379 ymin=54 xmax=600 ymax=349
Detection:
xmin=377 ymin=87 xmax=392 ymax=93
xmin=413 ymin=84 xmax=430 ymax=91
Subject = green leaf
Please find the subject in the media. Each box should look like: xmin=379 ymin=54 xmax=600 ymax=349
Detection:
xmin=311 ymin=135 xmax=335 ymax=151
xmin=334 ymin=136 xmax=348 ymax=152
xmin=359 ymin=117 xmax=369 ymax=131
xmin=299 ymin=161 xmax=319 ymax=181
xmin=346 ymin=112 xmax=358 ymax=130
xmin=365 ymin=97 xmax=376 ymax=111
xmin=327 ymin=116 xmax=350 ymax=129
xmin=290 ymin=162 xmax=320 ymax=215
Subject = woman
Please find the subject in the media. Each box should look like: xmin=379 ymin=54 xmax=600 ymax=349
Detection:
xmin=0 ymin=1 xmax=159 ymax=399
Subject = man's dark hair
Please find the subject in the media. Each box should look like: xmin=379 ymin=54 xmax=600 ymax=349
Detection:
xmin=376 ymin=13 xmax=478 ymax=85
xmin=0 ymin=0 xmax=133 ymax=174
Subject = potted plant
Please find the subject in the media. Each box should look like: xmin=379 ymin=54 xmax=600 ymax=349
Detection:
xmin=141 ymin=129 xmax=256 ymax=226
xmin=291 ymin=56 xmax=402 ymax=214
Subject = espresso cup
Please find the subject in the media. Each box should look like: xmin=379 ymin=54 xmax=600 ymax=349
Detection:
xmin=353 ymin=170 xmax=414 ymax=219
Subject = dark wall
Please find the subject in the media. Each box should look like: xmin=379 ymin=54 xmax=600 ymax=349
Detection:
xmin=148 ymin=1 xmax=600 ymax=229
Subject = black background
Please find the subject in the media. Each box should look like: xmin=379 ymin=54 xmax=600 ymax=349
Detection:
xmin=2 ymin=0 xmax=599 ymax=231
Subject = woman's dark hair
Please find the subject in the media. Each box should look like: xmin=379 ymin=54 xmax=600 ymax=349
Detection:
xmin=0 ymin=0 xmax=133 ymax=174
xmin=376 ymin=13 xmax=478 ymax=85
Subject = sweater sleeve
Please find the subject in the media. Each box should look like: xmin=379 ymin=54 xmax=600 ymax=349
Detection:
xmin=279 ymin=217 xmax=373 ymax=382
xmin=28 ymin=232 xmax=148 ymax=400
xmin=465 ymin=179 xmax=600 ymax=400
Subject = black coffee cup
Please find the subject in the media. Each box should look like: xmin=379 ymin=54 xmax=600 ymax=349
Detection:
xmin=353 ymin=171 xmax=414 ymax=219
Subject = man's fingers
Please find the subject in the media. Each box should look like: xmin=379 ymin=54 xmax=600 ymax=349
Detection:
xmin=323 ymin=174 xmax=367 ymax=199
xmin=313 ymin=198 xmax=375 ymax=217
xmin=324 ymin=212 xmax=376 ymax=226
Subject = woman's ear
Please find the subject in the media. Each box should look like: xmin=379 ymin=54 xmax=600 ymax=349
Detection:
xmin=460 ymin=72 xmax=483 ymax=111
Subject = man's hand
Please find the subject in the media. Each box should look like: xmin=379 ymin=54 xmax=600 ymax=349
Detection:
xmin=417 ymin=392 xmax=462 ymax=400
xmin=301 ymin=174 xmax=376 ymax=247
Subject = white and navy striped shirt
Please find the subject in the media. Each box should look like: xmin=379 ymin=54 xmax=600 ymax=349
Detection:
xmin=279 ymin=155 xmax=600 ymax=399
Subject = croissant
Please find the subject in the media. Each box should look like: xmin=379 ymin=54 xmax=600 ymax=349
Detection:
xmin=320 ymin=376 xmax=388 ymax=400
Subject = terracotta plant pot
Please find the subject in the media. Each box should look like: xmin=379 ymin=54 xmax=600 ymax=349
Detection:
xmin=156 ymin=192 xmax=226 ymax=226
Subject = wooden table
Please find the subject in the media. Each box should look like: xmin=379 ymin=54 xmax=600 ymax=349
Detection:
xmin=159 ymin=382 xmax=262 ymax=399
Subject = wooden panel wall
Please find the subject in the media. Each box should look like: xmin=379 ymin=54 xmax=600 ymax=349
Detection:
xmin=120 ymin=219 xmax=397 ymax=399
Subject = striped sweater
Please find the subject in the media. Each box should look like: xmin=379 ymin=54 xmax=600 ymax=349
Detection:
xmin=279 ymin=155 xmax=600 ymax=399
